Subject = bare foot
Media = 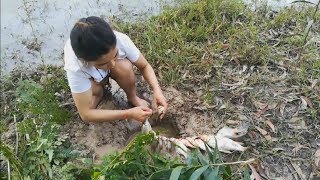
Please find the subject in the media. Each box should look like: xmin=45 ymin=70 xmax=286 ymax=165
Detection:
xmin=128 ymin=96 xmax=150 ymax=108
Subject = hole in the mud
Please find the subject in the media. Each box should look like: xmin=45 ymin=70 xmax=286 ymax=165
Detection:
xmin=125 ymin=114 xmax=179 ymax=145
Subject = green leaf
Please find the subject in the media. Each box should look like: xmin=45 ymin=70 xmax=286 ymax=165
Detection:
xmin=148 ymin=169 xmax=172 ymax=180
xmin=45 ymin=163 xmax=53 ymax=179
xmin=169 ymin=166 xmax=184 ymax=180
xmin=180 ymin=167 xmax=198 ymax=179
xmin=93 ymin=171 xmax=102 ymax=180
xmin=197 ymin=149 xmax=209 ymax=165
xmin=222 ymin=165 xmax=232 ymax=180
xmin=53 ymin=159 xmax=60 ymax=165
xmin=45 ymin=149 xmax=54 ymax=162
xmin=171 ymin=163 xmax=186 ymax=168
xmin=189 ymin=165 xmax=209 ymax=180
xmin=203 ymin=168 xmax=214 ymax=180
xmin=243 ymin=167 xmax=251 ymax=180
xmin=80 ymin=158 xmax=93 ymax=166
xmin=186 ymin=150 xmax=199 ymax=166
xmin=213 ymin=138 xmax=223 ymax=163
xmin=205 ymin=144 xmax=214 ymax=163
xmin=207 ymin=167 xmax=219 ymax=180
xmin=0 ymin=141 xmax=23 ymax=180
xmin=212 ymin=139 xmax=220 ymax=163
xmin=36 ymin=139 xmax=48 ymax=150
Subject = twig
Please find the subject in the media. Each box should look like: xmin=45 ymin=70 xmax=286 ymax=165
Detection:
xmin=208 ymin=158 xmax=256 ymax=166
xmin=290 ymin=160 xmax=306 ymax=180
xmin=7 ymin=161 xmax=11 ymax=180
xmin=286 ymin=162 xmax=299 ymax=180
xmin=13 ymin=115 xmax=19 ymax=155
xmin=189 ymin=158 xmax=256 ymax=169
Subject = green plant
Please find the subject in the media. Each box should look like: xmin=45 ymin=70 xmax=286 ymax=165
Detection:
xmin=16 ymin=118 xmax=78 ymax=179
xmin=16 ymin=80 xmax=70 ymax=124
xmin=93 ymin=132 xmax=167 ymax=179
xmin=0 ymin=141 xmax=23 ymax=180
xmin=0 ymin=79 xmax=78 ymax=179
xmin=93 ymin=133 xmax=253 ymax=179
xmin=38 ymin=65 xmax=70 ymax=93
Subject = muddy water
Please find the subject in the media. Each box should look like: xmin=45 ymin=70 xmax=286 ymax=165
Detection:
xmin=0 ymin=0 xmax=173 ymax=73
xmin=245 ymin=0 xmax=318 ymax=10
xmin=1 ymin=0 xmax=317 ymax=74
xmin=125 ymin=121 xmax=179 ymax=145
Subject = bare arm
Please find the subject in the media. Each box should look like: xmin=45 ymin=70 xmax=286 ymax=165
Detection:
xmin=72 ymin=88 xmax=152 ymax=122
xmin=133 ymin=54 xmax=168 ymax=117
xmin=133 ymin=54 xmax=162 ymax=93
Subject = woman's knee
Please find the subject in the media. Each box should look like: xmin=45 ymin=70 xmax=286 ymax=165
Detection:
xmin=111 ymin=59 xmax=134 ymax=78
xmin=91 ymin=80 xmax=103 ymax=96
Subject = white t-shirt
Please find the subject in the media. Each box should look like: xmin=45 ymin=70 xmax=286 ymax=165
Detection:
xmin=64 ymin=31 xmax=141 ymax=93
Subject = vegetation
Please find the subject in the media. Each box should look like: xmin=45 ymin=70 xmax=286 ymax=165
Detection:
xmin=93 ymin=132 xmax=253 ymax=179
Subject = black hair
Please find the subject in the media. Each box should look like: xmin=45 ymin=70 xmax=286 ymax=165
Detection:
xmin=70 ymin=16 xmax=116 ymax=61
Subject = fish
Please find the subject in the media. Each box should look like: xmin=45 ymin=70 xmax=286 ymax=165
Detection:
xmin=142 ymin=115 xmax=249 ymax=159
xmin=185 ymin=137 xmax=198 ymax=147
xmin=169 ymin=138 xmax=189 ymax=153
xmin=179 ymin=138 xmax=196 ymax=148
xmin=216 ymin=136 xmax=247 ymax=153
xmin=175 ymin=146 xmax=188 ymax=158
xmin=198 ymin=134 xmax=247 ymax=153
xmin=142 ymin=120 xmax=153 ymax=133
xmin=216 ymin=122 xmax=249 ymax=139
xmin=194 ymin=138 xmax=207 ymax=151
xmin=158 ymin=106 xmax=165 ymax=114
xmin=199 ymin=135 xmax=216 ymax=150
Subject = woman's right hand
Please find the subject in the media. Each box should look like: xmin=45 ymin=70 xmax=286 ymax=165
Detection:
xmin=127 ymin=106 xmax=152 ymax=122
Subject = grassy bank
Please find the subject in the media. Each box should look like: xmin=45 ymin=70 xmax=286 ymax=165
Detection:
xmin=118 ymin=0 xmax=319 ymax=86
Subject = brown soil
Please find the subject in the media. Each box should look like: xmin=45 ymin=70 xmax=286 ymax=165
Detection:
xmin=60 ymin=72 xmax=319 ymax=178
xmin=60 ymin=76 xmax=228 ymax=164
xmin=2 ymin=68 xmax=319 ymax=178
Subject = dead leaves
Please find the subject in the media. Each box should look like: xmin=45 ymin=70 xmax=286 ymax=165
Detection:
xmin=300 ymin=96 xmax=313 ymax=109
xmin=288 ymin=117 xmax=308 ymax=130
xmin=255 ymin=105 xmax=269 ymax=118
xmin=248 ymin=160 xmax=268 ymax=180
xmin=315 ymin=149 xmax=320 ymax=170
xmin=279 ymin=102 xmax=286 ymax=117
xmin=310 ymin=79 xmax=319 ymax=89
xmin=249 ymin=164 xmax=262 ymax=180
xmin=265 ymin=119 xmax=276 ymax=133
xmin=292 ymin=143 xmax=306 ymax=156
xmin=251 ymin=102 xmax=277 ymax=141
xmin=255 ymin=126 xmax=272 ymax=141
xmin=221 ymin=43 xmax=230 ymax=49
xmin=221 ymin=79 xmax=246 ymax=90
xmin=290 ymin=161 xmax=306 ymax=180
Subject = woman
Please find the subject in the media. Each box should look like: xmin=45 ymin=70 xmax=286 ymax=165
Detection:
xmin=64 ymin=16 xmax=167 ymax=123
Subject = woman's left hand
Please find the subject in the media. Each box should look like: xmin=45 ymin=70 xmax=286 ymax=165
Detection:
xmin=153 ymin=91 xmax=168 ymax=119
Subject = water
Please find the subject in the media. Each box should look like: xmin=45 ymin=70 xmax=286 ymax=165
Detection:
xmin=1 ymin=0 xmax=317 ymax=74
xmin=246 ymin=0 xmax=318 ymax=10
xmin=0 ymin=0 xmax=173 ymax=73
